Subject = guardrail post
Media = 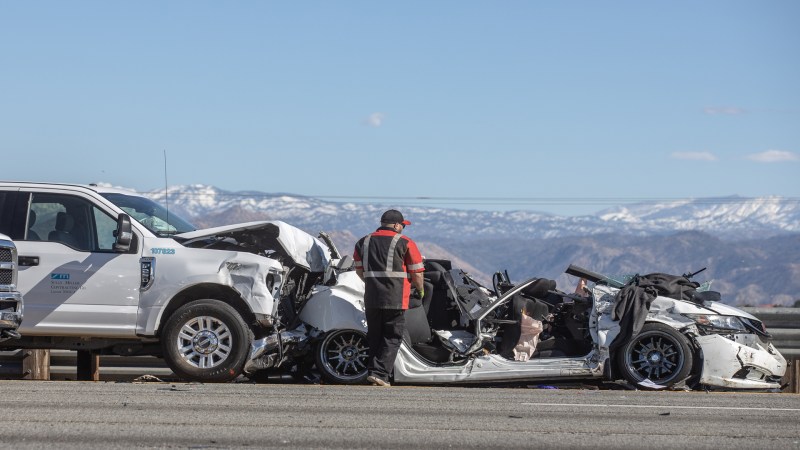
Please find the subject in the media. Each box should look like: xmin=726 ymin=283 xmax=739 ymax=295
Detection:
xmin=76 ymin=350 xmax=100 ymax=381
xmin=22 ymin=349 xmax=50 ymax=380
xmin=781 ymin=356 xmax=799 ymax=394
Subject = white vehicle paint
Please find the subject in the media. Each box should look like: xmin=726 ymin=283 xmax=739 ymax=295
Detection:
xmin=248 ymin=260 xmax=786 ymax=390
xmin=0 ymin=182 xmax=785 ymax=389
xmin=0 ymin=182 xmax=331 ymax=382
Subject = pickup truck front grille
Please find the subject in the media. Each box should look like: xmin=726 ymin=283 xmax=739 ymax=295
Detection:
xmin=0 ymin=238 xmax=22 ymax=331
xmin=0 ymin=245 xmax=15 ymax=288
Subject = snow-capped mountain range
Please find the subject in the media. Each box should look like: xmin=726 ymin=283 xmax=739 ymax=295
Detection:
xmin=142 ymin=184 xmax=800 ymax=240
xmin=133 ymin=184 xmax=800 ymax=306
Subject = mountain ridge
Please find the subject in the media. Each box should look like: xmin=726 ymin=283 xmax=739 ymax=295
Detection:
xmin=143 ymin=184 xmax=800 ymax=240
xmin=133 ymin=184 xmax=800 ymax=306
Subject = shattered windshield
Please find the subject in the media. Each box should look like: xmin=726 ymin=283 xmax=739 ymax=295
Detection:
xmin=101 ymin=193 xmax=196 ymax=237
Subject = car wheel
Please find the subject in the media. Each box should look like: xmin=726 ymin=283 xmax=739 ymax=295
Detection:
xmin=162 ymin=300 xmax=252 ymax=383
xmin=616 ymin=323 xmax=693 ymax=389
xmin=315 ymin=329 xmax=369 ymax=384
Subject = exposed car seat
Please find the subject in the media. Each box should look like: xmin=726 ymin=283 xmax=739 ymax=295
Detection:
xmin=498 ymin=293 xmax=546 ymax=358
xmin=404 ymin=273 xmax=460 ymax=363
xmin=48 ymin=212 xmax=80 ymax=248
xmin=27 ymin=210 xmax=41 ymax=240
xmin=521 ymin=278 xmax=558 ymax=313
xmin=405 ymin=280 xmax=434 ymax=343
xmin=498 ymin=278 xmax=566 ymax=359
xmin=424 ymin=261 xmax=461 ymax=330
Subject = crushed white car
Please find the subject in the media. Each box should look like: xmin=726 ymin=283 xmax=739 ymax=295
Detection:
xmin=248 ymin=258 xmax=787 ymax=390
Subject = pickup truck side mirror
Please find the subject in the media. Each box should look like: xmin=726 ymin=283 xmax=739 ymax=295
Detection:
xmin=113 ymin=213 xmax=133 ymax=252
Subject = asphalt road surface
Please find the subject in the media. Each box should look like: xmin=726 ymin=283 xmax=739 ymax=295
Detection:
xmin=0 ymin=380 xmax=798 ymax=449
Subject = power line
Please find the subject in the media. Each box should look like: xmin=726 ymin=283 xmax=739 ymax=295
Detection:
xmin=138 ymin=190 xmax=800 ymax=207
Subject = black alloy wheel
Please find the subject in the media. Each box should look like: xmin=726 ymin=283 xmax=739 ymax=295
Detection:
xmin=315 ymin=329 xmax=369 ymax=384
xmin=616 ymin=323 xmax=694 ymax=389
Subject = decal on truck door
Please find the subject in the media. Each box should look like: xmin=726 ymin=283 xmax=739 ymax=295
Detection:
xmin=50 ymin=272 xmax=86 ymax=294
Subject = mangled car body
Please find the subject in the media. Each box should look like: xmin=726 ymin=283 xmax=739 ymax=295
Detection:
xmin=248 ymin=255 xmax=787 ymax=390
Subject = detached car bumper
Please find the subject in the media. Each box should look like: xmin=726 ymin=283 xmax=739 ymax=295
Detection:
xmin=695 ymin=334 xmax=786 ymax=390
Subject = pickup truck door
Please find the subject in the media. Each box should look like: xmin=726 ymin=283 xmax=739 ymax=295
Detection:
xmin=16 ymin=191 xmax=141 ymax=337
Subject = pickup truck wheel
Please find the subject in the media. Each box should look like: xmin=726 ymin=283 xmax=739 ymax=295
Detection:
xmin=616 ymin=323 xmax=693 ymax=389
xmin=315 ymin=329 xmax=369 ymax=384
xmin=162 ymin=300 xmax=252 ymax=383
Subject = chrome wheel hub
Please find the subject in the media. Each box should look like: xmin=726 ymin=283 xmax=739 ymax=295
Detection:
xmin=193 ymin=330 xmax=220 ymax=355
xmin=177 ymin=316 xmax=233 ymax=369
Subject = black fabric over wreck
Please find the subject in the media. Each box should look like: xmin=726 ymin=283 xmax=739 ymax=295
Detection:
xmin=609 ymin=273 xmax=701 ymax=351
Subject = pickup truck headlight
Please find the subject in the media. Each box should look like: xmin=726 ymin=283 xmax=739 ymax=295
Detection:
xmin=683 ymin=314 xmax=747 ymax=334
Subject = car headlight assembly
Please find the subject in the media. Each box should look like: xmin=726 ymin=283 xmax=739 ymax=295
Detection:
xmin=740 ymin=317 xmax=772 ymax=339
xmin=683 ymin=314 xmax=747 ymax=334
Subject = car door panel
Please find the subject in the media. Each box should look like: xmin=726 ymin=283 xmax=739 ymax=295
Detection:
xmin=17 ymin=241 xmax=140 ymax=337
xmin=15 ymin=190 xmax=142 ymax=337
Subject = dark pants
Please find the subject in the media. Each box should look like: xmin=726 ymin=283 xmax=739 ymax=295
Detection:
xmin=365 ymin=308 xmax=405 ymax=382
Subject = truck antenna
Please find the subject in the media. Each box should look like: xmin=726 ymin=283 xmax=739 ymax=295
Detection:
xmin=163 ymin=150 xmax=170 ymax=224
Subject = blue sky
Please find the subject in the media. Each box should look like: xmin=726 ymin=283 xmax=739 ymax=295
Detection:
xmin=2 ymin=1 xmax=798 ymax=215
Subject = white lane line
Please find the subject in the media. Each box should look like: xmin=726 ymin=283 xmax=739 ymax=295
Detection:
xmin=521 ymin=403 xmax=800 ymax=412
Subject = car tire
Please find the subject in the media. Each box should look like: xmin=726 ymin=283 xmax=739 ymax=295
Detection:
xmin=616 ymin=322 xmax=693 ymax=389
xmin=315 ymin=329 xmax=369 ymax=384
xmin=162 ymin=299 xmax=252 ymax=383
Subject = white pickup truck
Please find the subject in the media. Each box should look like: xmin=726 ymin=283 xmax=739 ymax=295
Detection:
xmin=0 ymin=232 xmax=23 ymax=341
xmin=0 ymin=182 xmax=335 ymax=381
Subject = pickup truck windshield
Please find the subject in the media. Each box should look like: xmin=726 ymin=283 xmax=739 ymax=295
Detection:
xmin=101 ymin=193 xmax=196 ymax=237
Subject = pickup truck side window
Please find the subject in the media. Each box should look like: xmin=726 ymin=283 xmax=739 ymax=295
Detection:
xmin=29 ymin=193 xmax=120 ymax=252
xmin=93 ymin=207 xmax=118 ymax=250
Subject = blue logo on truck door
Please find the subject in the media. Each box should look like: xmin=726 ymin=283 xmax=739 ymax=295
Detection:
xmin=151 ymin=248 xmax=176 ymax=255
xmin=51 ymin=273 xmax=70 ymax=280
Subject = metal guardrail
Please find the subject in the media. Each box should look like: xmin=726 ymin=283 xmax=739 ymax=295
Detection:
xmin=0 ymin=349 xmax=174 ymax=381
xmin=743 ymin=308 xmax=800 ymax=393
xmin=1 ymin=308 xmax=798 ymax=388
xmin=742 ymin=307 xmax=800 ymax=358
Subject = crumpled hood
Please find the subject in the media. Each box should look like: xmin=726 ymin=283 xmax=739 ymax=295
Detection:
xmin=174 ymin=220 xmax=331 ymax=272
xmin=701 ymin=301 xmax=759 ymax=321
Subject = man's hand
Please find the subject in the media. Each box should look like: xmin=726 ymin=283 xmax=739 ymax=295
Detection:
xmin=412 ymin=287 xmax=425 ymax=300
xmin=411 ymin=272 xmax=424 ymax=293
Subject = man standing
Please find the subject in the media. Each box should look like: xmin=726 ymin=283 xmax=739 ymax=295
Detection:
xmin=353 ymin=209 xmax=425 ymax=387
